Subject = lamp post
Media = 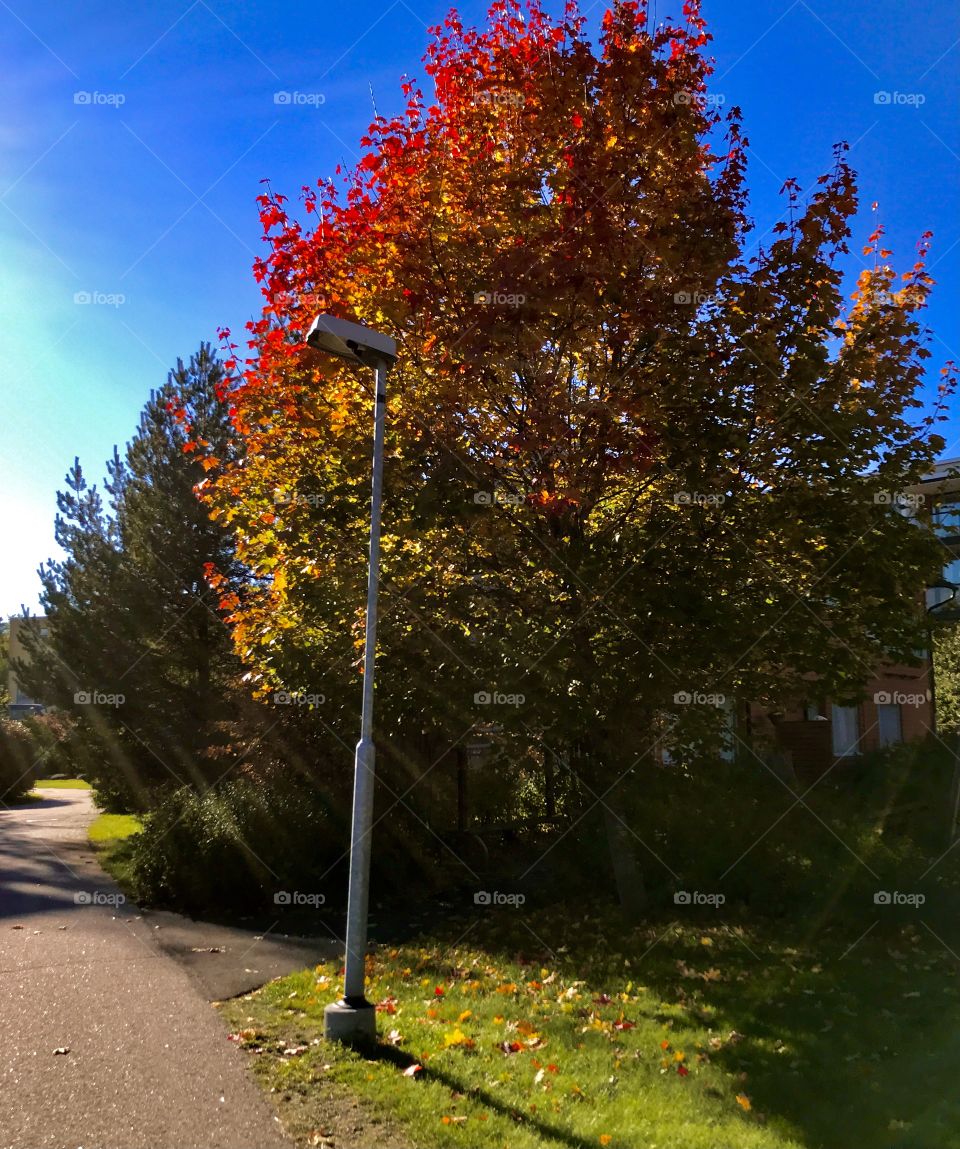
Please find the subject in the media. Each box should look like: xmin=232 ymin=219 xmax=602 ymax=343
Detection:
xmin=305 ymin=315 xmax=397 ymax=1044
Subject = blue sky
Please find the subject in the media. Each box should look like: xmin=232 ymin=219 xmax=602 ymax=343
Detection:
xmin=1 ymin=0 xmax=957 ymax=617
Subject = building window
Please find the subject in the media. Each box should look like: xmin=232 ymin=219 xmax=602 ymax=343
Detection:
xmin=877 ymin=703 xmax=903 ymax=747
xmin=831 ymin=705 xmax=860 ymax=757
xmin=933 ymin=499 xmax=960 ymax=543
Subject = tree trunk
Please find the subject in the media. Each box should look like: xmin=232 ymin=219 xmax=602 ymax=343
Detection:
xmin=948 ymin=733 xmax=960 ymax=850
xmin=456 ymin=746 xmax=468 ymax=832
xmin=603 ymin=803 xmax=646 ymax=921
xmin=544 ymin=750 xmax=556 ymax=820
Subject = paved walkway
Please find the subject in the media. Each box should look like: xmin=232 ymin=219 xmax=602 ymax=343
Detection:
xmin=0 ymin=789 xmax=339 ymax=1149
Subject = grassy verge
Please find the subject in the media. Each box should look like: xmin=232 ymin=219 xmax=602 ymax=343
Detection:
xmin=8 ymin=777 xmax=92 ymax=803
xmin=218 ymin=907 xmax=960 ymax=1149
xmin=88 ymin=810 xmax=142 ymax=894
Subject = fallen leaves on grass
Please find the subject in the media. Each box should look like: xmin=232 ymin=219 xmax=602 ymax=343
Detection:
xmin=444 ymin=1029 xmax=476 ymax=1049
xmin=676 ymin=960 xmax=724 ymax=982
xmin=709 ymin=1030 xmax=745 ymax=1051
xmin=735 ymin=1093 xmax=752 ymax=1111
xmin=403 ymin=1064 xmax=422 ymax=1077
xmin=227 ymin=1029 xmax=269 ymax=1054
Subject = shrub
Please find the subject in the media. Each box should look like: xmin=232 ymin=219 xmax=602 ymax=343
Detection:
xmin=21 ymin=712 xmax=87 ymax=777
xmin=129 ymin=777 xmax=346 ymax=914
xmin=0 ymin=718 xmax=37 ymax=801
xmin=605 ymin=739 xmax=960 ymax=919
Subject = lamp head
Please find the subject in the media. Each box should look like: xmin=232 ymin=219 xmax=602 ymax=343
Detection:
xmin=305 ymin=314 xmax=396 ymax=368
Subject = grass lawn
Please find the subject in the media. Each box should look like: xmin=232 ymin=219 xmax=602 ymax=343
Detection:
xmin=34 ymin=778 xmax=92 ymax=789
xmin=88 ymin=812 xmax=142 ymax=843
xmin=88 ymin=810 xmax=142 ymax=893
xmin=219 ymin=907 xmax=960 ymax=1149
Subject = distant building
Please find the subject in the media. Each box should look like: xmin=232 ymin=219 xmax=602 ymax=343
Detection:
xmin=656 ymin=459 xmax=960 ymax=777
xmin=7 ymin=616 xmax=49 ymax=718
xmin=918 ymin=456 xmax=960 ymax=616
xmin=770 ymin=457 xmax=960 ymax=776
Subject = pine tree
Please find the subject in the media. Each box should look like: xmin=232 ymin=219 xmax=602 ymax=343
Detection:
xmin=21 ymin=344 xmax=241 ymax=808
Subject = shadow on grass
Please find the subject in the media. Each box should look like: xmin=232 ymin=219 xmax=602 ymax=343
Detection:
xmin=626 ymin=909 xmax=960 ymax=1149
xmin=363 ymin=1041 xmax=589 ymax=1149
xmin=408 ymin=876 xmax=960 ymax=1149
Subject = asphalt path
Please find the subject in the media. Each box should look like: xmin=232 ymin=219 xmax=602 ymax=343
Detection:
xmin=0 ymin=788 xmax=341 ymax=1149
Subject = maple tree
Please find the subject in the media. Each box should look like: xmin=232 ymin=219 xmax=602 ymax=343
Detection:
xmin=205 ymin=0 xmax=955 ymax=907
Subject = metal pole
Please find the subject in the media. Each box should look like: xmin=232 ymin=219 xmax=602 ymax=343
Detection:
xmin=324 ymin=359 xmax=388 ymax=1043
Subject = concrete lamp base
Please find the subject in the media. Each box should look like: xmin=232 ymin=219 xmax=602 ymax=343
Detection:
xmin=324 ymin=999 xmax=377 ymax=1045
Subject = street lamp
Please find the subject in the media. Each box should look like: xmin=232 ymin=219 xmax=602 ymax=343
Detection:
xmin=306 ymin=314 xmax=397 ymax=1044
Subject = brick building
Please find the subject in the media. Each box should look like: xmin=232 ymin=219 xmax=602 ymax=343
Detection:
xmin=757 ymin=457 xmax=960 ymax=777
